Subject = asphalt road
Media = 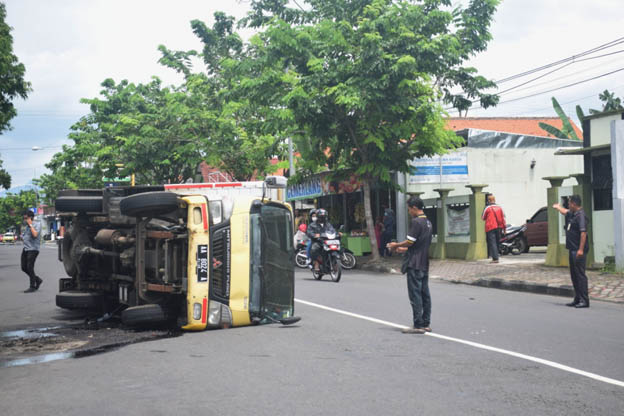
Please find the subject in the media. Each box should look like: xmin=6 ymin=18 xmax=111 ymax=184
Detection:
xmin=0 ymin=245 xmax=623 ymax=415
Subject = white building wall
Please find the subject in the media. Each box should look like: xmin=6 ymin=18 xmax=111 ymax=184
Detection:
xmin=407 ymin=148 xmax=583 ymax=226
xmin=593 ymin=211 xmax=616 ymax=263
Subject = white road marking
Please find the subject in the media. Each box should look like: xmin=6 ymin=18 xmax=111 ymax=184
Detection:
xmin=295 ymin=298 xmax=624 ymax=388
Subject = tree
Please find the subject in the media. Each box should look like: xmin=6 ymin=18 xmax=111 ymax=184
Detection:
xmin=38 ymin=77 xmax=208 ymax=203
xmin=0 ymin=190 xmax=36 ymax=232
xmin=0 ymin=2 xmax=32 ymax=189
xmin=538 ymin=97 xmax=581 ymax=140
xmin=588 ymin=89 xmax=623 ymax=115
xmin=159 ymin=13 xmax=292 ymax=181
xmin=0 ymin=158 xmax=10 ymax=189
xmin=242 ymin=0 xmax=500 ymax=261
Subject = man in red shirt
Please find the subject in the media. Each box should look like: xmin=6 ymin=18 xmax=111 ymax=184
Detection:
xmin=482 ymin=194 xmax=506 ymax=263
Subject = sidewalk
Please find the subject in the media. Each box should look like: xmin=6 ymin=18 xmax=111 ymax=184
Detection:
xmin=358 ymin=254 xmax=624 ymax=304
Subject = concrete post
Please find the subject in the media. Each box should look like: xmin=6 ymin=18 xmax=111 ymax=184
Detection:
xmin=611 ymin=120 xmax=624 ymax=271
xmin=396 ymin=172 xmax=407 ymax=243
xmin=543 ymin=176 xmax=569 ymax=267
xmin=431 ymin=188 xmax=453 ymax=259
xmin=570 ymin=173 xmax=595 ymax=267
xmin=465 ymin=184 xmax=488 ymax=260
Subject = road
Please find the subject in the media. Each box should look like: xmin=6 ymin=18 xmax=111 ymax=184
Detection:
xmin=0 ymin=245 xmax=623 ymax=415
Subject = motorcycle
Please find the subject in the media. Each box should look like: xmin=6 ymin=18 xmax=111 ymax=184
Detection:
xmin=499 ymin=224 xmax=528 ymax=255
xmin=295 ymin=240 xmax=356 ymax=270
xmin=295 ymin=242 xmax=309 ymax=268
xmin=310 ymin=231 xmax=342 ymax=282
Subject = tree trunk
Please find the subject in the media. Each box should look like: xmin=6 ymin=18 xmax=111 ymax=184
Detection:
xmin=362 ymin=179 xmax=381 ymax=262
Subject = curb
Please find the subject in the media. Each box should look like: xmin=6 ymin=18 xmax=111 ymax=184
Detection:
xmin=358 ymin=263 xmax=576 ymax=298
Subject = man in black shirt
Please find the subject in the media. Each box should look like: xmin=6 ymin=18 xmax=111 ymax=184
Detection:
xmin=387 ymin=196 xmax=433 ymax=334
xmin=553 ymin=194 xmax=590 ymax=308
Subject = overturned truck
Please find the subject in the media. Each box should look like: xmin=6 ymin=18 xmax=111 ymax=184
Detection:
xmin=55 ymin=177 xmax=297 ymax=329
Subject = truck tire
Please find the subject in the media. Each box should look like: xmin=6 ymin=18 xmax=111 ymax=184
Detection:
xmin=56 ymin=291 xmax=104 ymax=310
xmin=58 ymin=189 xmax=103 ymax=197
xmin=119 ymin=192 xmax=178 ymax=217
xmin=55 ymin=196 xmax=103 ymax=213
xmin=61 ymin=231 xmax=77 ymax=276
xmin=121 ymin=304 xmax=172 ymax=327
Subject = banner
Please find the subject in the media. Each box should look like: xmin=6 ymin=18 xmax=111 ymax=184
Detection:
xmin=409 ymin=152 xmax=468 ymax=184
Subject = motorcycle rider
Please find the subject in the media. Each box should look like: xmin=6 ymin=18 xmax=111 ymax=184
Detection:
xmin=306 ymin=208 xmax=337 ymax=271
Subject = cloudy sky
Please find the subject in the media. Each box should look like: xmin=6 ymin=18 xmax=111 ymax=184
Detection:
xmin=1 ymin=0 xmax=623 ymax=188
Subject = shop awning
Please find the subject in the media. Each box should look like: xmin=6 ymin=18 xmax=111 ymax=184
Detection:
xmin=554 ymin=144 xmax=611 ymax=155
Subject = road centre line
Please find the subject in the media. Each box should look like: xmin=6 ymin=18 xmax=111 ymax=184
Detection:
xmin=295 ymin=298 xmax=624 ymax=388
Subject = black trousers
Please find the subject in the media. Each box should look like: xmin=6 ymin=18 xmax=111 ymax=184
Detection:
xmin=406 ymin=268 xmax=431 ymax=328
xmin=21 ymin=249 xmax=40 ymax=288
xmin=486 ymin=229 xmax=501 ymax=260
xmin=568 ymin=250 xmax=589 ymax=305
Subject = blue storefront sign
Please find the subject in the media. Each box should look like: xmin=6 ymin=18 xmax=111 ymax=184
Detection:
xmin=286 ymin=176 xmax=323 ymax=201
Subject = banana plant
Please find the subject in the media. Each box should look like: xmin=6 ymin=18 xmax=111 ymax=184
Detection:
xmin=538 ymin=97 xmax=581 ymax=141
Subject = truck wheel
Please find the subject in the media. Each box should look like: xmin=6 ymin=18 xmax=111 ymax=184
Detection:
xmin=56 ymin=291 xmax=104 ymax=310
xmin=522 ymin=237 xmax=530 ymax=253
xmin=58 ymin=189 xmax=103 ymax=197
xmin=119 ymin=192 xmax=178 ymax=217
xmin=55 ymin=196 xmax=103 ymax=213
xmin=61 ymin=232 xmax=77 ymax=276
xmin=121 ymin=304 xmax=173 ymax=327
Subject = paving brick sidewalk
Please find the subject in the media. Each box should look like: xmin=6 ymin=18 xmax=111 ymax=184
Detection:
xmin=358 ymin=255 xmax=624 ymax=304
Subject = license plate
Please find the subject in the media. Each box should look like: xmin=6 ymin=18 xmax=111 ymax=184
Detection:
xmin=325 ymin=239 xmax=339 ymax=245
xmin=196 ymin=244 xmax=208 ymax=282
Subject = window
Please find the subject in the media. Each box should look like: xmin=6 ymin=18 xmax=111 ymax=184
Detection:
xmin=592 ymin=155 xmax=613 ymax=211
xmin=532 ymin=208 xmax=548 ymax=223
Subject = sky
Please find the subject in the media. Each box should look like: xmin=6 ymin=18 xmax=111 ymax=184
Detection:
xmin=1 ymin=0 xmax=623 ymax=188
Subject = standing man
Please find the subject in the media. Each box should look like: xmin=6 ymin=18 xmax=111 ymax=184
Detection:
xmin=21 ymin=210 xmax=42 ymax=293
xmin=482 ymin=194 xmax=506 ymax=263
xmin=387 ymin=196 xmax=433 ymax=334
xmin=553 ymin=195 xmax=590 ymax=308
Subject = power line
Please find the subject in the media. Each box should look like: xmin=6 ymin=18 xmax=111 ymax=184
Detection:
xmin=448 ymin=67 xmax=624 ymax=113
xmin=495 ymin=36 xmax=624 ymax=84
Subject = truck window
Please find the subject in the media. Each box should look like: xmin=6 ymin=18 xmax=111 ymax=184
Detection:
xmin=249 ymin=204 xmax=294 ymax=320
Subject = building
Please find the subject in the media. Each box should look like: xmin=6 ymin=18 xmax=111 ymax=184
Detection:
xmin=555 ymin=110 xmax=624 ymax=269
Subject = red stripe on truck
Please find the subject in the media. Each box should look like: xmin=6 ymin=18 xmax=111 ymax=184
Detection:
xmin=202 ymin=298 xmax=208 ymax=324
xmin=201 ymin=203 xmax=208 ymax=230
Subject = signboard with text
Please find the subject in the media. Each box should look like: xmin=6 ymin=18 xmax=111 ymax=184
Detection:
xmin=409 ymin=152 xmax=469 ymax=184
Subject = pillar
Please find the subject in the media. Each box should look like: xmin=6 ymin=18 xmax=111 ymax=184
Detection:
xmin=396 ymin=172 xmax=407 ymax=243
xmin=570 ymin=173 xmax=595 ymax=267
xmin=611 ymin=120 xmax=624 ymax=271
xmin=465 ymin=184 xmax=488 ymax=260
xmin=543 ymin=176 xmax=569 ymax=267
xmin=432 ymin=188 xmax=453 ymax=259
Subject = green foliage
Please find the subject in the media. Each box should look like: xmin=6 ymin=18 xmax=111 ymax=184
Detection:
xmin=539 ymin=97 xmax=580 ymax=140
xmin=241 ymin=0 xmax=499 ymax=260
xmin=589 ymin=89 xmax=624 ymax=115
xmin=0 ymin=3 xmax=31 ymax=134
xmin=38 ymin=78 xmax=206 ymax=203
xmin=158 ymin=14 xmax=293 ymax=181
xmin=0 ymin=2 xmax=32 ymax=189
xmin=0 ymin=157 xmax=10 ymax=189
xmin=0 ymin=190 xmax=36 ymax=232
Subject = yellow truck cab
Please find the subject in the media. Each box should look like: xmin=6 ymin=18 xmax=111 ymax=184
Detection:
xmin=55 ymin=177 xmax=296 ymax=329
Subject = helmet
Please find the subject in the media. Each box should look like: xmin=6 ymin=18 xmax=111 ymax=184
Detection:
xmin=316 ymin=208 xmax=328 ymax=223
xmin=298 ymin=223 xmax=307 ymax=233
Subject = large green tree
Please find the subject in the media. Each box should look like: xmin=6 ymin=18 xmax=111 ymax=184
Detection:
xmin=158 ymin=13 xmax=292 ymax=181
xmin=242 ymin=0 xmax=500 ymax=261
xmin=0 ymin=2 xmax=32 ymax=189
xmin=37 ymin=77 xmax=207 ymax=203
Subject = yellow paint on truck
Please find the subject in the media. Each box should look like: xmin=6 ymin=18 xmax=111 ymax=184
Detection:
xmin=182 ymin=195 xmax=209 ymax=331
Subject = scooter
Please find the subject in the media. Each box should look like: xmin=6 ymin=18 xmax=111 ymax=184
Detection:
xmin=295 ymin=240 xmax=356 ymax=270
xmin=499 ymin=224 xmax=528 ymax=255
xmin=310 ymin=232 xmax=342 ymax=282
